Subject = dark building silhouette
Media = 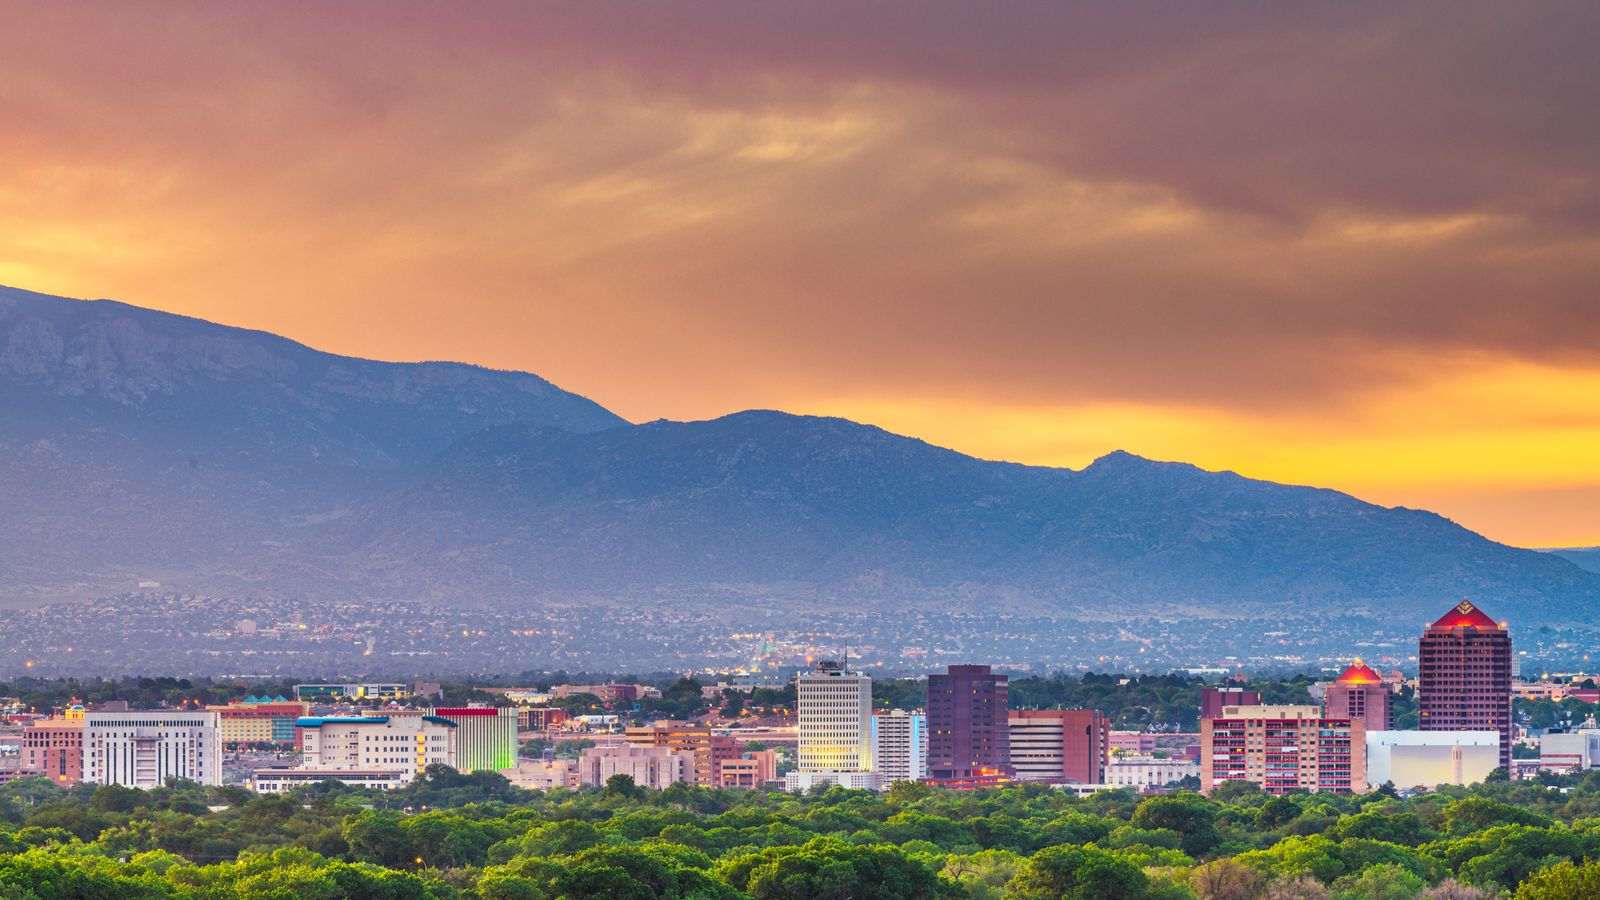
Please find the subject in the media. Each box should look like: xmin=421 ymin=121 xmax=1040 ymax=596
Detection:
xmin=1324 ymin=660 xmax=1393 ymax=732
xmin=927 ymin=664 xmax=1011 ymax=787
xmin=1418 ymin=600 xmax=1513 ymax=772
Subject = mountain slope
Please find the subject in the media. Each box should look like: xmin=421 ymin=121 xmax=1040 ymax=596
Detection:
xmin=1544 ymin=548 xmax=1600 ymax=574
xmin=2 ymin=285 xmax=1597 ymax=626
xmin=305 ymin=411 xmax=1600 ymax=622
xmin=0 ymin=285 xmax=625 ymax=603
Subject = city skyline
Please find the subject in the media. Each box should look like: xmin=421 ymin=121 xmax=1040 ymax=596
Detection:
xmin=3 ymin=3 xmax=1598 ymax=547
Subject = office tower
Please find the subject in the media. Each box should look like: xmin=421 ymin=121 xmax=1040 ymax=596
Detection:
xmin=871 ymin=710 xmax=927 ymax=786
xmin=624 ymin=721 xmax=741 ymax=786
xmin=1324 ymin=660 xmax=1393 ymax=732
xmin=1201 ymin=687 xmax=1262 ymax=720
xmin=1008 ymin=709 xmax=1110 ymax=784
xmin=427 ymin=706 xmax=519 ymax=772
xmin=926 ymin=664 xmax=1011 ymax=787
xmin=1200 ymin=705 xmax=1365 ymax=796
xmin=1418 ymin=600 xmax=1513 ymax=772
xmin=796 ymin=660 xmax=873 ymax=775
xmin=83 ymin=711 xmax=222 ymax=787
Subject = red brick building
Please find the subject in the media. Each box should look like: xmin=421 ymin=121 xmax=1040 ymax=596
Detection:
xmin=927 ymin=664 xmax=1011 ymax=787
xmin=1008 ymin=709 xmax=1109 ymax=784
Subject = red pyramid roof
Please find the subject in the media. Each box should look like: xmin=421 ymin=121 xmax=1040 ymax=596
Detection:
xmin=1430 ymin=599 xmax=1501 ymax=630
xmin=1336 ymin=661 xmax=1383 ymax=685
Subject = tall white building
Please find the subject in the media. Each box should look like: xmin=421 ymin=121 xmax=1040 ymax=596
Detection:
xmin=84 ymin=711 xmax=221 ymax=787
xmin=426 ymin=707 xmax=518 ymax=773
xmin=796 ymin=661 xmax=872 ymax=774
xmin=871 ymin=710 xmax=926 ymax=786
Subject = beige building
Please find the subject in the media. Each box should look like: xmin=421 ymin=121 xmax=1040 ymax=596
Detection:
xmin=84 ymin=711 xmax=221 ymax=788
xmin=297 ymin=714 xmax=456 ymax=776
xmin=501 ymin=759 xmax=579 ymax=790
xmin=577 ymin=744 xmax=693 ymax=789
xmin=1201 ymin=704 xmax=1366 ymax=796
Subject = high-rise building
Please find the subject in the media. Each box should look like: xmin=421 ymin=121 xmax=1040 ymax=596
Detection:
xmin=624 ymin=721 xmax=740 ymax=786
xmin=1008 ymin=709 xmax=1109 ymax=784
xmin=427 ymin=707 xmax=519 ymax=773
xmin=84 ymin=711 xmax=222 ymax=787
xmin=1200 ymin=705 xmax=1365 ymax=796
xmin=871 ymin=710 xmax=927 ymax=786
xmin=1324 ymin=661 xmax=1393 ymax=732
xmin=926 ymin=664 xmax=1011 ymax=787
xmin=796 ymin=661 xmax=872 ymax=775
xmin=1201 ymin=688 xmax=1262 ymax=720
xmin=1418 ymin=600 xmax=1513 ymax=772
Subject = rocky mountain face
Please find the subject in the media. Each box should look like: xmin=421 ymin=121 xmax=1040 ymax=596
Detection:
xmin=3 ymin=284 xmax=1598 ymax=625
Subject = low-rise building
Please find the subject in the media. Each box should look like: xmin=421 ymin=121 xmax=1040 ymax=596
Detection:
xmin=782 ymin=770 xmax=877 ymax=792
xmin=297 ymin=715 xmax=456 ymax=775
xmin=84 ymin=711 xmax=221 ymax=787
xmin=208 ymin=700 xmax=310 ymax=749
xmin=718 ymin=750 xmax=778 ymax=788
xmin=1538 ymin=730 xmax=1600 ymax=772
xmin=577 ymin=744 xmax=693 ymax=789
xmin=1105 ymin=756 xmax=1200 ymax=791
xmin=1366 ymin=730 xmax=1500 ymax=789
xmin=21 ymin=716 xmax=83 ymax=785
xmin=251 ymin=769 xmax=414 ymax=793
xmin=624 ymin=721 xmax=740 ymax=786
xmin=1009 ymin=709 xmax=1109 ymax=784
xmin=501 ymin=759 xmax=578 ymax=790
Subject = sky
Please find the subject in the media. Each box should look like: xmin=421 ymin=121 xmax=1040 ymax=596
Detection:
xmin=1 ymin=3 xmax=1597 ymax=547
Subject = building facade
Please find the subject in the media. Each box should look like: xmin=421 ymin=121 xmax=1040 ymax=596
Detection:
xmin=1201 ymin=705 xmax=1365 ymax=796
xmin=500 ymin=759 xmax=579 ymax=790
xmin=209 ymin=701 xmax=311 ymax=749
xmin=1105 ymin=757 xmax=1201 ymax=791
xmin=84 ymin=711 xmax=222 ymax=787
xmin=1539 ymin=730 xmax=1600 ymax=772
xmin=718 ymin=750 xmax=778 ymax=788
xmin=623 ymin=721 xmax=740 ymax=786
xmin=577 ymin=744 xmax=693 ymax=789
xmin=21 ymin=718 xmax=83 ymax=785
xmin=1323 ymin=661 xmax=1394 ymax=732
xmin=1008 ymin=709 xmax=1109 ymax=784
xmin=1418 ymin=600 xmax=1513 ymax=772
xmin=1366 ymin=730 xmax=1500 ymax=789
xmin=427 ymin=707 xmax=518 ymax=773
xmin=796 ymin=661 xmax=872 ymax=775
xmin=1201 ymin=688 xmax=1262 ymax=720
xmin=871 ymin=710 xmax=927 ymax=786
xmin=252 ymin=769 xmax=414 ymax=793
xmin=927 ymin=664 xmax=1011 ymax=787
xmin=296 ymin=715 xmax=456 ymax=775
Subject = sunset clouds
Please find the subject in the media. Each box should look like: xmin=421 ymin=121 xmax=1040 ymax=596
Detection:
xmin=2 ymin=2 xmax=1597 ymax=545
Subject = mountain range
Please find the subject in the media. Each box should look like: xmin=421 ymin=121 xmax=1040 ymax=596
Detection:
xmin=3 ymin=283 xmax=1597 ymax=625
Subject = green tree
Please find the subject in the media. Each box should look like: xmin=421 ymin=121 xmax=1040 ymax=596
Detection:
xmin=1007 ymin=845 xmax=1150 ymax=900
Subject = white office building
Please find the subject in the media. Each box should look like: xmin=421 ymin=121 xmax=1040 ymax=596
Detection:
xmin=797 ymin=661 xmax=872 ymax=774
xmin=1540 ymin=730 xmax=1600 ymax=771
xmin=84 ymin=711 xmax=221 ymax=787
xmin=297 ymin=714 xmax=457 ymax=774
xmin=1105 ymin=757 xmax=1200 ymax=791
xmin=871 ymin=710 xmax=926 ymax=786
xmin=1365 ymin=730 xmax=1500 ymax=790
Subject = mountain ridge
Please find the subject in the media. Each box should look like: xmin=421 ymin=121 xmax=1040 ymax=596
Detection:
xmin=1 ymin=285 xmax=1596 ymax=625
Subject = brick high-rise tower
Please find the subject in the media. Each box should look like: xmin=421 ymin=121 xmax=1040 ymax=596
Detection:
xmin=927 ymin=664 xmax=1011 ymax=787
xmin=1418 ymin=600 xmax=1512 ymax=772
xmin=1324 ymin=660 xmax=1393 ymax=733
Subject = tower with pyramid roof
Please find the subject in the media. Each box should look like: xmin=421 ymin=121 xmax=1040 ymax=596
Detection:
xmin=1418 ymin=599 xmax=1512 ymax=772
xmin=1324 ymin=659 xmax=1393 ymax=731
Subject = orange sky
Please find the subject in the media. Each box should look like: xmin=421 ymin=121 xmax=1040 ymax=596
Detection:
xmin=2 ymin=3 xmax=1598 ymax=547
